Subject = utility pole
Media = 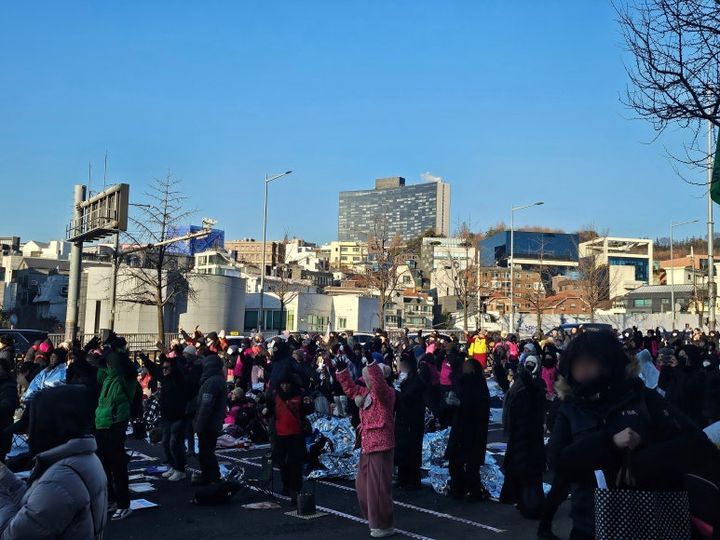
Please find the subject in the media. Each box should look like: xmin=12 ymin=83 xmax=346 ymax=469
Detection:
xmin=259 ymin=171 xmax=292 ymax=333
xmin=65 ymin=184 xmax=86 ymax=341
xmin=708 ymin=118 xmax=716 ymax=331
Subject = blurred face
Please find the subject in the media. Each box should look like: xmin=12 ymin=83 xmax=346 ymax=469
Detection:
xmin=280 ymin=382 xmax=291 ymax=394
xmin=162 ymin=362 xmax=172 ymax=375
xmin=571 ymin=355 xmax=601 ymax=384
xmin=49 ymin=352 xmax=59 ymax=367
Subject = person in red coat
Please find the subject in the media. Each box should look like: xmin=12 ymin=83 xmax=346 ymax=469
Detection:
xmin=263 ymin=373 xmax=312 ymax=502
xmin=337 ymin=360 xmax=396 ymax=539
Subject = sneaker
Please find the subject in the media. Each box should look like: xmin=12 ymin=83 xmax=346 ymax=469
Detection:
xmin=107 ymin=502 xmax=118 ymax=514
xmin=370 ymin=529 xmax=395 ymax=538
xmin=111 ymin=508 xmax=132 ymax=521
xmin=168 ymin=470 xmax=187 ymax=482
xmin=161 ymin=468 xmax=176 ymax=479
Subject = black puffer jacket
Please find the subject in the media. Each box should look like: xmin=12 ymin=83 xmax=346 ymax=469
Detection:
xmin=659 ymin=364 xmax=707 ymax=427
xmin=144 ymin=357 xmax=188 ymax=422
xmin=0 ymin=373 xmax=18 ymax=433
xmin=445 ymin=371 xmax=490 ymax=463
xmin=193 ymin=355 xmax=227 ymax=433
xmin=501 ymin=369 xmax=546 ymax=479
xmin=394 ymin=373 xmax=426 ymax=460
xmin=548 ymin=363 xmax=720 ymax=536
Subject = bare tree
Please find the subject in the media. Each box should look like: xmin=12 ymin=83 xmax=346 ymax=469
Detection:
xmin=578 ymin=250 xmax=610 ymax=323
xmin=517 ymin=236 xmax=550 ymax=331
xmin=442 ymin=224 xmax=478 ymax=332
xmin=117 ymin=172 xmax=195 ymax=343
xmin=272 ymin=237 xmax=300 ymax=333
xmin=365 ymin=216 xmax=405 ymax=329
xmin=618 ymin=0 xmax=720 ymax=133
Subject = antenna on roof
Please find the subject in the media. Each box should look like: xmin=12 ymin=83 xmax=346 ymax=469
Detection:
xmin=103 ymin=151 xmax=108 ymax=190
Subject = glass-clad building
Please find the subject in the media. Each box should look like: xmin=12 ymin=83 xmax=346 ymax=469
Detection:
xmin=479 ymin=231 xmax=579 ymax=267
xmin=338 ymin=177 xmax=450 ymax=242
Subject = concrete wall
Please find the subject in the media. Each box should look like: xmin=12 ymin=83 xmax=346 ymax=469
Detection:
xmin=178 ymin=274 xmax=245 ymax=334
xmin=506 ymin=312 xmax=706 ymax=337
xmin=83 ymin=266 xmax=175 ymax=335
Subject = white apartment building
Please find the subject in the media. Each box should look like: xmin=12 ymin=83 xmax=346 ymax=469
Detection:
xmin=579 ymin=236 xmax=654 ymax=299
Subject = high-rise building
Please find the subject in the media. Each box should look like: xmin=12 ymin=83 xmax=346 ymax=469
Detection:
xmin=338 ymin=177 xmax=450 ymax=243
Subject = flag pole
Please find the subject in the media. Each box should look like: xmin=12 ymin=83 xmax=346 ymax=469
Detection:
xmin=708 ymin=117 xmax=716 ymax=331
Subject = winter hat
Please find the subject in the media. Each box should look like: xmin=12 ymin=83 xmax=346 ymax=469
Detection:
xmin=39 ymin=341 xmax=52 ymax=354
xmin=227 ymin=344 xmax=239 ymax=355
xmin=371 ymin=351 xmax=384 ymax=364
xmin=523 ymin=343 xmax=536 ymax=354
xmin=183 ymin=345 xmax=197 ymax=356
xmin=413 ymin=346 xmax=426 ymax=361
xmin=207 ymin=331 xmax=219 ymax=341
xmin=524 ymin=355 xmax=540 ymax=375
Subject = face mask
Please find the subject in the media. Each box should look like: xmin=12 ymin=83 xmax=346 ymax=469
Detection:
xmin=398 ymin=372 xmax=408 ymax=383
xmin=703 ymin=360 xmax=711 ymax=368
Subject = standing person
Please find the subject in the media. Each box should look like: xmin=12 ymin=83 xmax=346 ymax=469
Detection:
xmin=0 ymin=385 xmax=107 ymax=538
xmin=445 ymin=360 xmax=491 ymax=501
xmin=95 ymin=337 xmax=137 ymax=521
xmin=336 ymin=360 xmax=396 ymax=538
xmin=499 ymin=355 xmax=546 ymax=519
xmin=659 ymin=345 xmax=707 ymax=428
xmin=0 ymin=354 xmax=18 ymax=463
xmin=467 ymin=331 xmax=489 ymax=368
xmin=192 ymin=355 xmax=226 ymax=485
xmin=263 ymin=373 xmax=312 ymax=502
xmin=182 ymin=345 xmax=201 ymax=457
xmin=394 ymin=354 xmax=425 ymax=490
xmin=140 ymin=354 xmax=189 ymax=481
xmin=548 ymin=331 xmax=720 ymax=540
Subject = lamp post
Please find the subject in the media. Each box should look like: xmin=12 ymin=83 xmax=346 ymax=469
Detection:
xmin=509 ymin=201 xmax=544 ymax=334
xmin=259 ymin=170 xmax=293 ymax=332
xmin=670 ymin=218 xmax=699 ymax=329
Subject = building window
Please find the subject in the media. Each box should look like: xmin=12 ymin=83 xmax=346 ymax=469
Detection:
xmin=632 ymin=298 xmax=651 ymax=308
xmin=338 ymin=317 xmax=347 ymax=328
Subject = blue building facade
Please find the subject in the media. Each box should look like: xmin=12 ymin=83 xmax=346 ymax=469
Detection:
xmin=479 ymin=231 xmax=579 ymax=267
xmin=167 ymin=225 xmax=225 ymax=256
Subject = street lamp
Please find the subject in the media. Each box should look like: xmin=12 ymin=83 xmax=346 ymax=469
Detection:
xmin=670 ymin=218 xmax=699 ymax=329
xmin=509 ymin=201 xmax=544 ymax=334
xmin=259 ymin=170 xmax=293 ymax=332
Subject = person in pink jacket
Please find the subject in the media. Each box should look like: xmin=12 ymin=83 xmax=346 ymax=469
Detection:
xmin=336 ymin=360 xmax=396 ymax=538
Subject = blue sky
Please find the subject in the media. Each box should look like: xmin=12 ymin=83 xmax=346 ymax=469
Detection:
xmin=0 ymin=1 xmax=711 ymax=245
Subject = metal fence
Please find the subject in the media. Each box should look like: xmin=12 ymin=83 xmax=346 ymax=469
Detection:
xmin=48 ymin=332 xmax=180 ymax=352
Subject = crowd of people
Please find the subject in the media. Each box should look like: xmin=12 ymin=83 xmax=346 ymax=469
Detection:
xmin=0 ymin=323 xmax=717 ymax=538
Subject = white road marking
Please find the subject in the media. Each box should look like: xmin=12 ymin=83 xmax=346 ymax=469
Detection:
xmin=219 ymin=453 xmax=505 ymax=534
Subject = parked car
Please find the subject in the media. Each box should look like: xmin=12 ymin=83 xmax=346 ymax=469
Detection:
xmin=0 ymin=329 xmax=48 ymax=358
xmin=546 ymin=323 xmax=614 ymax=337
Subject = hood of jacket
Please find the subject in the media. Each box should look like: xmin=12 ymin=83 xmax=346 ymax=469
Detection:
xmin=200 ymin=354 xmax=223 ymax=383
xmin=555 ymin=355 xmax=640 ymax=401
xmin=28 ymin=385 xmax=94 ymax=456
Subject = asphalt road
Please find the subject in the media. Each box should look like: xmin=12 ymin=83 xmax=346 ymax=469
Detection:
xmin=106 ymin=420 xmax=572 ymax=540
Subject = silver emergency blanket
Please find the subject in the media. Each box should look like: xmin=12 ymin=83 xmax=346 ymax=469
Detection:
xmin=421 ymin=451 xmax=506 ymax=498
xmin=487 ymin=379 xmax=505 ymax=398
xmin=308 ymin=413 xmax=509 ymax=499
xmin=306 ymin=414 xmax=360 ymax=480
xmin=421 ymin=428 xmax=450 ymax=469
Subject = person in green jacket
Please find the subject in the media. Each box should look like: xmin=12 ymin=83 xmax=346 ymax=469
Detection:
xmin=95 ymin=336 xmax=137 ymax=521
